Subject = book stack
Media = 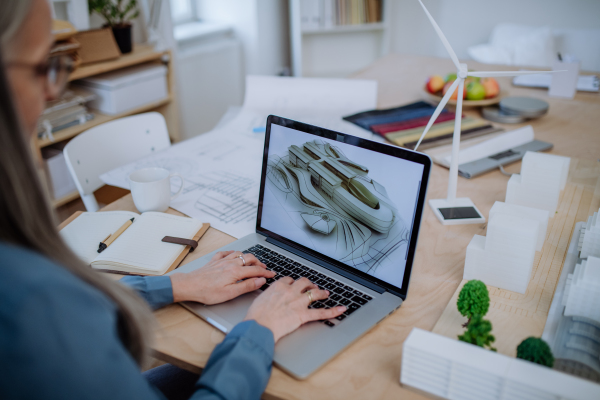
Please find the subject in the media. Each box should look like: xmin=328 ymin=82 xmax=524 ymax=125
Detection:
xmin=37 ymin=88 xmax=96 ymax=141
xmin=301 ymin=0 xmax=383 ymax=30
xmin=343 ymin=101 xmax=502 ymax=150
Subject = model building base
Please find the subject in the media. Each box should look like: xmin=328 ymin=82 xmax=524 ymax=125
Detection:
xmin=432 ymin=157 xmax=600 ymax=357
xmin=428 ymin=198 xmax=486 ymax=225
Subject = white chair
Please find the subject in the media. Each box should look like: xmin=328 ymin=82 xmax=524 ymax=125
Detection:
xmin=64 ymin=112 xmax=171 ymax=212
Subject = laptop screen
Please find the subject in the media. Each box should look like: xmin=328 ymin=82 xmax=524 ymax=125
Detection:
xmin=257 ymin=117 xmax=429 ymax=295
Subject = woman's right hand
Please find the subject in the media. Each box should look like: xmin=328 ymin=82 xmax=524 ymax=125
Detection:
xmin=244 ymin=277 xmax=346 ymax=342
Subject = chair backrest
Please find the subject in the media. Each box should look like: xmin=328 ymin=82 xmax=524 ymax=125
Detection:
xmin=64 ymin=112 xmax=171 ymax=202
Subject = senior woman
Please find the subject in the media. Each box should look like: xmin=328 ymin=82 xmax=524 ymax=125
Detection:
xmin=0 ymin=1 xmax=345 ymax=399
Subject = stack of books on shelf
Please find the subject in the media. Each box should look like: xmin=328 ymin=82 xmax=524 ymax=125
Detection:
xmin=301 ymin=0 xmax=383 ymax=30
xmin=344 ymin=101 xmax=503 ymax=150
xmin=37 ymin=88 xmax=96 ymax=141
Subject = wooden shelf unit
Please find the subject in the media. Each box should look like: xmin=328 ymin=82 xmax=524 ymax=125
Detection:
xmin=35 ymin=44 xmax=180 ymax=207
xmin=37 ymin=96 xmax=172 ymax=148
xmin=301 ymin=21 xmax=386 ymax=35
xmin=68 ymin=45 xmax=167 ymax=81
xmin=289 ymin=0 xmax=391 ymax=77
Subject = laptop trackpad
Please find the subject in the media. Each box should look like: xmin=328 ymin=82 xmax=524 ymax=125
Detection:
xmin=205 ymin=290 xmax=260 ymax=327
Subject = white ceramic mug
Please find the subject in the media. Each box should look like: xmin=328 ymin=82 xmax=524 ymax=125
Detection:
xmin=129 ymin=167 xmax=184 ymax=213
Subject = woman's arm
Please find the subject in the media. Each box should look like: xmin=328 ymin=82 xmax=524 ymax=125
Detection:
xmin=191 ymin=321 xmax=275 ymax=400
xmin=120 ymin=275 xmax=173 ymax=310
xmin=119 ymin=251 xmax=274 ymax=310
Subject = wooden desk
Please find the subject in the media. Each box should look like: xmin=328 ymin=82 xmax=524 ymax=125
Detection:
xmin=99 ymin=55 xmax=600 ymax=400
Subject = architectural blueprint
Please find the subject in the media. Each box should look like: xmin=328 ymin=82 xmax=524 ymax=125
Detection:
xmin=101 ymin=130 xmax=263 ymax=238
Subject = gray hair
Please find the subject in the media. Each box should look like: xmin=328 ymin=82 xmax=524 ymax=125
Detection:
xmin=0 ymin=0 xmax=154 ymax=366
xmin=0 ymin=0 xmax=34 ymax=49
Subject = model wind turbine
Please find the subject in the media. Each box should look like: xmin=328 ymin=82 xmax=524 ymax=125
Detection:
xmin=415 ymin=0 xmax=559 ymax=225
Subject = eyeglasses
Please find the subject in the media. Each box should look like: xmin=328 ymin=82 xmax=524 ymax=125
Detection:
xmin=6 ymin=54 xmax=74 ymax=99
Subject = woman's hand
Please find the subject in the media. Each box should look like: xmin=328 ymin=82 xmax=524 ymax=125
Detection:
xmin=170 ymin=250 xmax=275 ymax=305
xmin=244 ymin=277 xmax=346 ymax=342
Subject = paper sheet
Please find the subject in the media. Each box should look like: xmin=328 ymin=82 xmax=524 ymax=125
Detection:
xmin=101 ymin=75 xmax=378 ymax=238
xmin=60 ymin=211 xmax=139 ymax=264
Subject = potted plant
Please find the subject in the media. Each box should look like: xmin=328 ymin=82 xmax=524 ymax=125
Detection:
xmin=88 ymin=0 xmax=140 ymax=54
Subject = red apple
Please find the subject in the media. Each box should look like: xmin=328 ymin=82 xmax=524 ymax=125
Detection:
xmin=482 ymin=77 xmax=500 ymax=98
xmin=426 ymin=75 xmax=445 ymax=94
xmin=442 ymin=80 xmax=466 ymax=100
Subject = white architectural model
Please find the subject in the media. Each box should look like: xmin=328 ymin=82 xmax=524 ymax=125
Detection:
xmin=544 ymin=223 xmax=600 ymax=383
xmin=580 ymin=208 xmax=600 ymax=259
xmin=563 ymin=256 xmax=600 ymax=324
xmin=464 ymin=214 xmax=538 ymax=293
xmin=401 ymin=328 xmax=600 ymax=399
xmin=505 ymin=151 xmax=570 ymax=215
xmin=489 ymin=201 xmax=549 ymax=252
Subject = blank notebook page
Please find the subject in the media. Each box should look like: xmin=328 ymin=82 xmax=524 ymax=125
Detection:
xmin=94 ymin=212 xmax=203 ymax=273
xmin=60 ymin=211 xmax=139 ymax=264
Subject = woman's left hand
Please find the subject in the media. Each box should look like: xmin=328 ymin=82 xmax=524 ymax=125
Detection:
xmin=170 ymin=250 xmax=275 ymax=305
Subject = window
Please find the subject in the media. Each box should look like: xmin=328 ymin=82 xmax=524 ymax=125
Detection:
xmin=170 ymin=0 xmax=196 ymax=24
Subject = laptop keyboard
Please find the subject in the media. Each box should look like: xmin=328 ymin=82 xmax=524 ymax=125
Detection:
xmin=242 ymin=244 xmax=372 ymax=327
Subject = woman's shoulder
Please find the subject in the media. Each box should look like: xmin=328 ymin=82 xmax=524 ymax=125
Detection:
xmin=0 ymin=241 xmax=115 ymax=313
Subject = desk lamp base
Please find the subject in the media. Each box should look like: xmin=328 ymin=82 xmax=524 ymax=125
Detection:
xmin=429 ymin=198 xmax=486 ymax=225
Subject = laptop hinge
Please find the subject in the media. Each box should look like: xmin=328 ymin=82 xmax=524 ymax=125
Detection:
xmin=266 ymin=237 xmax=386 ymax=294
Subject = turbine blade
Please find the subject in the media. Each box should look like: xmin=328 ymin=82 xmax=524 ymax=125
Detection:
xmin=418 ymin=0 xmax=460 ymax=70
xmin=414 ymin=79 xmax=460 ymax=151
xmin=468 ymin=70 xmax=563 ymax=78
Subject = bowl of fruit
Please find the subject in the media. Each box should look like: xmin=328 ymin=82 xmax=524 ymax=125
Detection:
xmin=423 ymin=73 xmax=503 ymax=107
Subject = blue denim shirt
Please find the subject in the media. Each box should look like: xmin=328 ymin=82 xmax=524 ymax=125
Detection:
xmin=0 ymin=242 xmax=274 ymax=400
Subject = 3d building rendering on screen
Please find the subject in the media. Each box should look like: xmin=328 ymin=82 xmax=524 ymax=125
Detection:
xmin=266 ymin=139 xmax=408 ymax=275
xmin=287 ymin=141 xmax=395 ymax=233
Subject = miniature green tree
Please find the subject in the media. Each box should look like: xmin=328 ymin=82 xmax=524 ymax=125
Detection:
xmin=458 ymin=314 xmax=496 ymax=351
xmin=516 ymin=337 xmax=554 ymax=368
xmin=457 ymin=279 xmax=490 ymax=327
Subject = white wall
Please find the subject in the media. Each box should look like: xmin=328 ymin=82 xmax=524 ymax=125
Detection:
xmin=196 ymin=0 xmax=290 ymax=75
xmin=389 ymin=0 xmax=600 ymax=60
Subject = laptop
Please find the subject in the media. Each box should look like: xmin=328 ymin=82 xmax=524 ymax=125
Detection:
xmin=171 ymin=115 xmax=431 ymax=379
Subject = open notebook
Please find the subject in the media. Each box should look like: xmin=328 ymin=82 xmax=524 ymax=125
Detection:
xmin=60 ymin=211 xmax=209 ymax=275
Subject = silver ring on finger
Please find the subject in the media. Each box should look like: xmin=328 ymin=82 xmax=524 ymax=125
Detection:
xmin=306 ymin=290 xmax=313 ymax=305
xmin=237 ymin=254 xmax=246 ymax=266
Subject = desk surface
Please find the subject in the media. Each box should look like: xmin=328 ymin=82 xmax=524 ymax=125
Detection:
xmin=101 ymin=54 xmax=600 ymax=400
